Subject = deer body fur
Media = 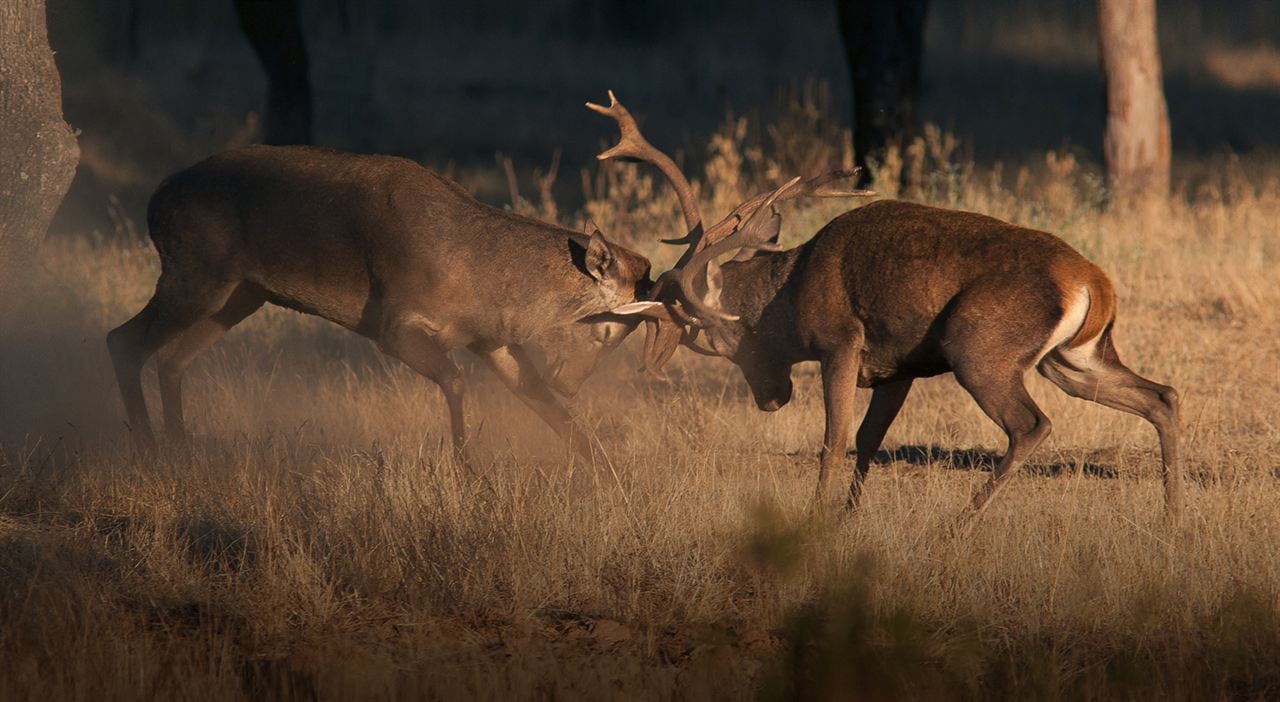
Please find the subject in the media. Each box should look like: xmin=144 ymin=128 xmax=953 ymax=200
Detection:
xmin=108 ymin=145 xmax=652 ymax=458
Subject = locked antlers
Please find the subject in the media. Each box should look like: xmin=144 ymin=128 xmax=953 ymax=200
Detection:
xmin=590 ymin=91 xmax=872 ymax=324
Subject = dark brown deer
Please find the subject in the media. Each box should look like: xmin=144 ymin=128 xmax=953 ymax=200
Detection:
xmin=107 ymin=145 xmax=653 ymax=461
xmin=591 ymin=92 xmax=1182 ymax=517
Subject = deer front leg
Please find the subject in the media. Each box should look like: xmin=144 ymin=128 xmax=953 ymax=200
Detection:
xmin=478 ymin=345 xmax=594 ymax=462
xmin=815 ymin=347 xmax=862 ymax=508
xmin=849 ymin=379 xmax=913 ymax=510
xmin=380 ymin=316 xmax=474 ymax=469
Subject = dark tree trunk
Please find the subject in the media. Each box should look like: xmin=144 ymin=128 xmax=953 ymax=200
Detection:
xmin=98 ymin=0 xmax=142 ymax=62
xmin=124 ymin=0 xmax=140 ymax=62
xmin=1098 ymin=0 xmax=1170 ymax=203
xmin=235 ymin=0 xmax=313 ymax=145
xmin=836 ymin=0 xmax=929 ymax=186
xmin=0 ymin=0 xmax=80 ymax=301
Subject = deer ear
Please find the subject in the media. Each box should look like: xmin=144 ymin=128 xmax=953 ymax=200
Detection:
xmin=585 ymin=229 xmax=615 ymax=282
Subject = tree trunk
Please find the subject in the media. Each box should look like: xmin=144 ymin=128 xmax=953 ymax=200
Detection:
xmin=1097 ymin=0 xmax=1170 ymax=202
xmin=235 ymin=0 xmax=313 ymax=145
xmin=0 ymin=0 xmax=80 ymax=302
xmin=836 ymin=0 xmax=930 ymax=187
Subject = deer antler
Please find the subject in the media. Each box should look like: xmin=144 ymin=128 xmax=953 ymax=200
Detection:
xmin=588 ymin=92 xmax=874 ymax=328
xmin=666 ymin=178 xmax=801 ymax=321
xmin=587 ymin=91 xmax=706 ymax=266
xmin=702 ymin=169 xmax=870 ymax=248
xmin=660 ymin=169 xmax=873 ymax=321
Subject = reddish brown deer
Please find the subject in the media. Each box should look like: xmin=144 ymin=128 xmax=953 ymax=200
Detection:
xmin=591 ymin=92 xmax=1182 ymax=517
xmin=107 ymin=145 xmax=653 ymax=460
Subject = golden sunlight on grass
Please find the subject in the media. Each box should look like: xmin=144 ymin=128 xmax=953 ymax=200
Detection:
xmin=3 ymin=118 xmax=1279 ymax=697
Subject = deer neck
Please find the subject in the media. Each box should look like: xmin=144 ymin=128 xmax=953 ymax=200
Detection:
xmin=717 ymin=248 xmax=807 ymax=359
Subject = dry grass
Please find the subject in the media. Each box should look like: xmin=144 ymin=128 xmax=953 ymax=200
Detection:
xmin=15 ymin=1 xmax=1278 ymax=695
xmin=3 ymin=109 xmax=1280 ymax=699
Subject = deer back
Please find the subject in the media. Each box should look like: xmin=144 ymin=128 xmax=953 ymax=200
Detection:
xmin=146 ymin=145 xmax=650 ymax=349
xmin=730 ymin=200 xmax=1115 ymax=386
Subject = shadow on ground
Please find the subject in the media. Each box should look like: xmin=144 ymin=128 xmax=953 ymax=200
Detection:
xmin=873 ymin=444 xmax=1119 ymax=479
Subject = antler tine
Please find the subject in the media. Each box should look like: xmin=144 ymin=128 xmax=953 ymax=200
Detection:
xmin=663 ymin=177 xmax=802 ymax=323
xmin=697 ymin=182 xmax=793 ymax=249
xmin=586 ymin=91 xmax=703 ymax=238
xmin=665 ymin=169 xmax=874 ymax=323
xmin=784 ymin=168 xmax=875 ymax=199
xmin=687 ymin=178 xmax=799 ymax=275
xmin=700 ymin=169 xmax=873 ymax=249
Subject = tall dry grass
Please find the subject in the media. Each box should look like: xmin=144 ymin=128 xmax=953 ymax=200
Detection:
xmin=3 ymin=102 xmax=1279 ymax=698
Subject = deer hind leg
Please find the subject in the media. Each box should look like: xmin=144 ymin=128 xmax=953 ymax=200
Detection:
xmin=107 ymin=276 xmax=241 ymax=450
xmin=848 ymin=379 xmax=913 ymax=510
xmin=1038 ymin=329 xmax=1182 ymax=516
xmin=939 ymin=282 xmax=1062 ymax=516
xmin=379 ymin=315 xmax=473 ymax=467
xmin=107 ymin=302 xmax=162 ymax=450
xmin=952 ymin=362 xmax=1053 ymax=517
xmin=156 ymin=283 xmax=266 ymax=441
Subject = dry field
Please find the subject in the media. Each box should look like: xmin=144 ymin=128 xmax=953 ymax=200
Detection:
xmin=2 ymin=115 xmax=1279 ymax=699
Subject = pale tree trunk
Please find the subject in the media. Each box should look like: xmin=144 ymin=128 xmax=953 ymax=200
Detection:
xmin=0 ymin=0 xmax=80 ymax=308
xmin=1098 ymin=0 xmax=1170 ymax=203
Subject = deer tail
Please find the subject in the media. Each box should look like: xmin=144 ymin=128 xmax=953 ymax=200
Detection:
xmin=1066 ymin=267 xmax=1116 ymax=350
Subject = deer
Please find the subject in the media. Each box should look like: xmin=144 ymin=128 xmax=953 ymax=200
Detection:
xmin=107 ymin=145 xmax=653 ymax=464
xmin=590 ymin=92 xmax=1183 ymax=517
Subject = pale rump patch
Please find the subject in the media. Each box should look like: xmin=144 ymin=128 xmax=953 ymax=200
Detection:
xmin=1035 ymin=287 xmax=1097 ymax=367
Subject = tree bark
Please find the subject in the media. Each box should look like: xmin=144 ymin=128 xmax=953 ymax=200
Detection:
xmin=1098 ymin=0 xmax=1170 ymax=202
xmin=235 ymin=0 xmax=313 ymax=145
xmin=836 ymin=0 xmax=930 ymax=186
xmin=0 ymin=0 xmax=80 ymax=302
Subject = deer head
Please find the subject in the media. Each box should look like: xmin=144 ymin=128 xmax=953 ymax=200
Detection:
xmin=538 ymin=225 xmax=654 ymax=396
